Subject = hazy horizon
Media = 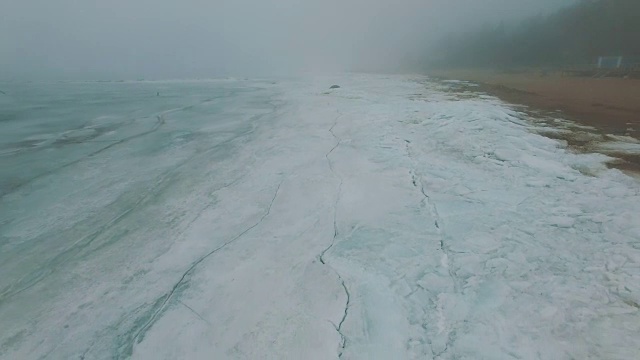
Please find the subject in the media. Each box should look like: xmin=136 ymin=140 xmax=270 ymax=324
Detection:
xmin=1 ymin=0 xmax=576 ymax=80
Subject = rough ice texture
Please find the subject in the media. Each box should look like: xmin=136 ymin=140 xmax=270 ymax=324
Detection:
xmin=0 ymin=75 xmax=639 ymax=359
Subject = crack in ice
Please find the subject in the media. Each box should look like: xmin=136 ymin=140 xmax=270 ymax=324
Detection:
xmin=178 ymin=300 xmax=211 ymax=325
xmin=126 ymin=180 xmax=284 ymax=356
xmin=317 ymin=113 xmax=351 ymax=358
xmin=406 ymin=141 xmax=460 ymax=359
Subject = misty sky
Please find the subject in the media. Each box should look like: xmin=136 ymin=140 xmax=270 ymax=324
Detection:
xmin=1 ymin=0 xmax=576 ymax=80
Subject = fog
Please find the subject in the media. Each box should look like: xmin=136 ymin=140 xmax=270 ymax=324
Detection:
xmin=1 ymin=0 xmax=575 ymax=80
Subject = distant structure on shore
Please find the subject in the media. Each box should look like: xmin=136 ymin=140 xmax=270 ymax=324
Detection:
xmin=589 ymin=56 xmax=640 ymax=78
xmin=597 ymin=56 xmax=640 ymax=69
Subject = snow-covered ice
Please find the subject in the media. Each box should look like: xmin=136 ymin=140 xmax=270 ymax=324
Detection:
xmin=1 ymin=75 xmax=639 ymax=359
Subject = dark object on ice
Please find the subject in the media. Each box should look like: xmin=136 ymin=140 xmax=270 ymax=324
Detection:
xmin=330 ymin=85 xmax=340 ymax=89
xmin=0 ymin=90 xmax=6 ymax=95
xmin=157 ymin=92 xmax=160 ymax=96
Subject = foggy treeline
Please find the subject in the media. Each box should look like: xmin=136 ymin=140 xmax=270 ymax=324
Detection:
xmin=1 ymin=0 xmax=631 ymax=79
xmin=431 ymin=0 xmax=640 ymax=69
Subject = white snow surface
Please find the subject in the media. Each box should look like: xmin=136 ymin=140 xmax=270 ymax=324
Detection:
xmin=1 ymin=75 xmax=640 ymax=359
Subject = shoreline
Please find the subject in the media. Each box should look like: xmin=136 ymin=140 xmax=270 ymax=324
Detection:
xmin=429 ymin=69 xmax=640 ymax=175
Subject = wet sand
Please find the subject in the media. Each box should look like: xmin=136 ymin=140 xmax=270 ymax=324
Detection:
xmin=430 ymin=69 xmax=640 ymax=174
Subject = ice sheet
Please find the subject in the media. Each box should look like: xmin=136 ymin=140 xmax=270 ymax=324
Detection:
xmin=1 ymin=75 xmax=639 ymax=359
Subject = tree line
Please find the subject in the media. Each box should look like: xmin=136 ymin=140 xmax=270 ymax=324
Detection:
xmin=430 ymin=0 xmax=640 ymax=69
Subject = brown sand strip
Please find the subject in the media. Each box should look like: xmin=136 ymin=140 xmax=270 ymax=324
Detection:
xmin=430 ymin=69 xmax=640 ymax=174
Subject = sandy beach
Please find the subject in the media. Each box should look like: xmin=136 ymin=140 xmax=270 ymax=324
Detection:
xmin=430 ymin=69 xmax=640 ymax=131
xmin=430 ymin=69 xmax=640 ymax=173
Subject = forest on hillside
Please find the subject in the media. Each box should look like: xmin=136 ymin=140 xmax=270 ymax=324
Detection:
xmin=431 ymin=0 xmax=640 ymax=69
